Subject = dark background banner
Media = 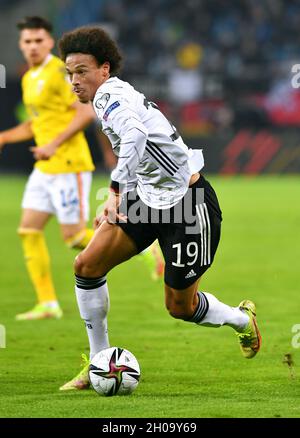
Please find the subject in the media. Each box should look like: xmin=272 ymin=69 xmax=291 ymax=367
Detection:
xmin=1 ymin=82 xmax=299 ymax=174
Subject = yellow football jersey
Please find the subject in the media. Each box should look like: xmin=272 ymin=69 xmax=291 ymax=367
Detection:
xmin=22 ymin=54 xmax=95 ymax=174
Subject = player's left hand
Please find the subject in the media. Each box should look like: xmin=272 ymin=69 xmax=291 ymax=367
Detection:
xmin=30 ymin=142 xmax=57 ymax=160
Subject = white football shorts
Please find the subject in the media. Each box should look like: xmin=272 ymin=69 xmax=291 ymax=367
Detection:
xmin=22 ymin=168 xmax=92 ymax=224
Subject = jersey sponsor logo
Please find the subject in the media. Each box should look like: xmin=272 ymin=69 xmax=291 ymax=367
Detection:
xmin=103 ymin=101 xmax=120 ymax=121
xmin=95 ymin=93 xmax=110 ymax=110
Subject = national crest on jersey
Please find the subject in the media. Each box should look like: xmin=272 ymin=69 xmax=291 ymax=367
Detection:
xmin=94 ymin=93 xmax=110 ymax=110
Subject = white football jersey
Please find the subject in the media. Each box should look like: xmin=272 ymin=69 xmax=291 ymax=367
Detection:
xmin=93 ymin=77 xmax=204 ymax=209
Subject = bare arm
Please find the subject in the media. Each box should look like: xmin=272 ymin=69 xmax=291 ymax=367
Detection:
xmin=0 ymin=121 xmax=33 ymax=151
xmin=31 ymin=101 xmax=95 ymax=160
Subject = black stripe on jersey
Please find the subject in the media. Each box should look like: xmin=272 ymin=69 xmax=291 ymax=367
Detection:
xmin=145 ymin=146 xmax=176 ymax=176
xmin=146 ymin=140 xmax=179 ymax=174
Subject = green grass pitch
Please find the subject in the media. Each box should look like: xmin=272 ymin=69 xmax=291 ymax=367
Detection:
xmin=0 ymin=174 xmax=299 ymax=418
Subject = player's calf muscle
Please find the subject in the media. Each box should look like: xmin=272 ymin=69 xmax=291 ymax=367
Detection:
xmin=165 ymin=281 xmax=199 ymax=320
xmin=166 ymin=299 xmax=197 ymax=320
xmin=168 ymin=306 xmax=194 ymax=320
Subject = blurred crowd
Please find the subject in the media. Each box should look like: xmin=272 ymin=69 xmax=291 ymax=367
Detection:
xmin=51 ymin=0 xmax=300 ymax=130
xmin=2 ymin=0 xmax=300 ymax=131
xmin=54 ymin=0 xmax=300 ymax=95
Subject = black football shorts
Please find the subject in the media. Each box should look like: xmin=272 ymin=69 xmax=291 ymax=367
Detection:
xmin=117 ymin=174 xmax=222 ymax=289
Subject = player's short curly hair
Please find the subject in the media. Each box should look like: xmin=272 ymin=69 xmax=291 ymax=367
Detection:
xmin=58 ymin=26 xmax=122 ymax=76
xmin=17 ymin=16 xmax=53 ymax=33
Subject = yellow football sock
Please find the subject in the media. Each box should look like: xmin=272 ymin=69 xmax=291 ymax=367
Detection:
xmin=65 ymin=228 xmax=94 ymax=250
xmin=18 ymin=228 xmax=57 ymax=303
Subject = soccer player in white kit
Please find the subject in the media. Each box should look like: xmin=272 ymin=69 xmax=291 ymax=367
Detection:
xmin=58 ymin=26 xmax=261 ymax=388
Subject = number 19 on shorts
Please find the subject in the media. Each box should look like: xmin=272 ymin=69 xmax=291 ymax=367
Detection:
xmin=172 ymin=242 xmax=199 ymax=267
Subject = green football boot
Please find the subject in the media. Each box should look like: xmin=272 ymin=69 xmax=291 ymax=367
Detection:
xmin=16 ymin=303 xmax=63 ymax=321
xmin=236 ymin=300 xmax=261 ymax=359
xmin=59 ymin=354 xmax=90 ymax=391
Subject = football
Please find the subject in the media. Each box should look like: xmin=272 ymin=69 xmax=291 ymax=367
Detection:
xmin=89 ymin=347 xmax=141 ymax=396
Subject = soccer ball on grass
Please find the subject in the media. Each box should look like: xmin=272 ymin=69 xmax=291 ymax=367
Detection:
xmin=89 ymin=347 xmax=140 ymax=396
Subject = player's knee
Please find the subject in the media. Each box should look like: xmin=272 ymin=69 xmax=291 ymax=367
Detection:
xmin=74 ymin=253 xmax=105 ymax=278
xmin=74 ymin=254 xmax=92 ymax=277
xmin=74 ymin=254 xmax=83 ymax=274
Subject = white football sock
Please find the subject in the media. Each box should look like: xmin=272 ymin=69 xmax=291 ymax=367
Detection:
xmin=198 ymin=292 xmax=249 ymax=331
xmin=75 ymin=276 xmax=110 ymax=360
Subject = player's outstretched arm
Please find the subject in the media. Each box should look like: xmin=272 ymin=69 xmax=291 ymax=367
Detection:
xmin=0 ymin=120 xmax=33 ymax=153
xmin=31 ymin=101 xmax=95 ymax=160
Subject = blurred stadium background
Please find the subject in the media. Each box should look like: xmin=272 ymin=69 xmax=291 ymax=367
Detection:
xmin=1 ymin=0 xmax=300 ymax=174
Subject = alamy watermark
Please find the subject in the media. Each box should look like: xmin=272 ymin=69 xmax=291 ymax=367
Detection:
xmin=291 ymin=324 xmax=300 ymax=348
xmin=0 ymin=324 xmax=6 ymax=348
xmin=0 ymin=64 xmax=6 ymax=88
xmin=95 ymin=186 xmax=205 ymax=234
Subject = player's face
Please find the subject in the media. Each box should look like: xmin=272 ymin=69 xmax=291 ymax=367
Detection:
xmin=19 ymin=29 xmax=54 ymax=66
xmin=65 ymin=53 xmax=110 ymax=103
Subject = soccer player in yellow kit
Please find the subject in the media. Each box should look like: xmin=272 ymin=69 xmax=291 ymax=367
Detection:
xmin=0 ymin=16 xmax=96 ymax=320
